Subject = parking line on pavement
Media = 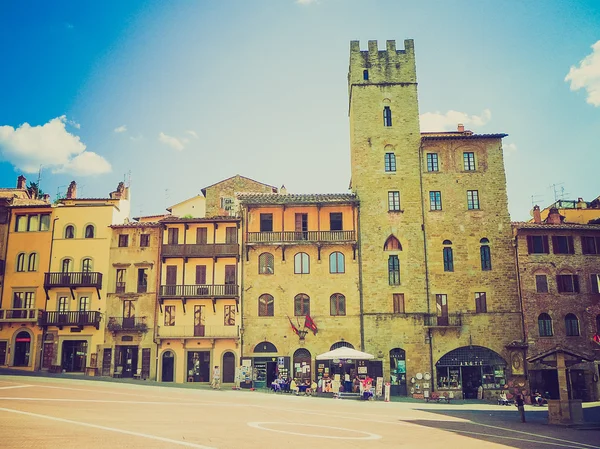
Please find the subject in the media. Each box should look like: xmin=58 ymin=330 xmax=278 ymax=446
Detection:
xmin=0 ymin=407 xmax=217 ymax=449
xmin=440 ymin=428 xmax=597 ymax=449
xmin=0 ymin=385 xmax=31 ymax=390
xmin=0 ymin=397 xmax=242 ymax=407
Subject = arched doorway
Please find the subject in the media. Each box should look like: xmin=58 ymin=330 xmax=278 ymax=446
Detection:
xmin=222 ymin=352 xmax=235 ymax=383
xmin=293 ymin=348 xmax=311 ymax=384
xmin=253 ymin=341 xmax=278 ymax=389
xmin=161 ymin=351 xmax=175 ymax=382
xmin=13 ymin=331 xmax=31 ymax=366
xmin=436 ymin=346 xmax=507 ymax=399
xmin=390 ymin=348 xmax=406 ymax=396
xmin=330 ymin=341 xmax=354 ymax=350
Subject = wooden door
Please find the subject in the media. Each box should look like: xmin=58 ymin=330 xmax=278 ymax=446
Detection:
xmin=225 ymin=227 xmax=237 ymax=244
xmin=102 ymin=348 xmax=112 ymax=376
xmin=168 ymin=228 xmax=179 ymax=245
xmin=224 ymin=265 xmax=236 ymax=295
xmin=42 ymin=343 xmax=54 ymax=369
xmin=141 ymin=348 xmax=151 ymax=379
xmin=166 ymin=266 xmax=177 ymax=295
xmin=295 ymin=213 xmax=308 ymax=240
xmin=196 ymin=228 xmax=207 ymax=244
xmin=436 ymin=294 xmax=448 ymax=326
xmin=222 ymin=352 xmax=235 ymax=383
xmin=194 ymin=305 xmax=205 ymax=337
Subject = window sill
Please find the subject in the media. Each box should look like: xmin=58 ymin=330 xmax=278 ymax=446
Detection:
xmin=429 ymin=209 xmax=443 ymax=212
xmin=467 ymin=208 xmax=482 ymax=212
xmin=388 ymin=210 xmax=404 ymax=214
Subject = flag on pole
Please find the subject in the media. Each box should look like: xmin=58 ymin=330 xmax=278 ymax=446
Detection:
xmin=287 ymin=315 xmax=299 ymax=336
xmin=304 ymin=315 xmax=318 ymax=335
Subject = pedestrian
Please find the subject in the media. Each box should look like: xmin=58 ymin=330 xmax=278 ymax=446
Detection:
xmin=212 ymin=365 xmax=221 ymax=390
xmin=515 ymin=394 xmax=525 ymax=422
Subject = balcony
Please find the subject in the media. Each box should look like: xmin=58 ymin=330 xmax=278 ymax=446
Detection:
xmin=115 ymin=282 xmax=126 ymax=293
xmin=107 ymin=316 xmax=148 ymax=333
xmin=157 ymin=325 xmax=239 ymax=340
xmin=0 ymin=308 xmax=41 ymax=323
xmin=247 ymin=230 xmax=356 ymax=244
xmin=161 ymin=243 xmax=239 ymax=259
xmin=159 ymin=284 xmax=239 ymax=299
xmin=39 ymin=311 xmax=101 ymax=329
xmin=424 ymin=314 xmax=462 ymax=328
xmin=44 ymin=272 xmax=103 ymax=299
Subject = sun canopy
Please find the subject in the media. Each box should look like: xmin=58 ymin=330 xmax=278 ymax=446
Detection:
xmin=316 ymin=347 xmax=374 ymax=361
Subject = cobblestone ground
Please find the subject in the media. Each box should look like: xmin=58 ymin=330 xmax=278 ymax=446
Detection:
xmin=0 ymin=375 xmax=598 ymax=449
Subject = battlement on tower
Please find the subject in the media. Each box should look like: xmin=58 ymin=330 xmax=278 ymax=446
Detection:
xmin=348 ymin=39 xmax=417 ymax=87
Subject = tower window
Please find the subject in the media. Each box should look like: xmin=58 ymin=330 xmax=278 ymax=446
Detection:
xmin=383 ymin=106 xmax=392 ymax=127
xmin=388 ymin=255 xmax=400 ymax=285
xmin=430 ymin=191 xmax=442 ymax=211
xmin=463 ymin=152 xmax=476 ymax=171
xmin=467 ymin=190 xmax=480 ymax=210
xmin=426 ymin=153 xmax=439 ymax=172
xmin=480 ymin=238 xmax=492 ymax=271
xmin=388 ymin=191 xmax=400 ymax=211
xmin=384 ymin=153 xmax=396 ymax=172
xmin=363 ymin=70 xmax=369 ymax=80
xmin=443 ymin=246 xmax=454 ymax=272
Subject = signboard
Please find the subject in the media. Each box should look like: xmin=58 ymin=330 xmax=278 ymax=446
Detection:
xmin=376 ymin=377 xmax=383 ymax=397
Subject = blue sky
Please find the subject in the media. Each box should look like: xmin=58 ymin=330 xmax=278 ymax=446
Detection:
xmin=0 ymin=0 xmax=599 ymax=220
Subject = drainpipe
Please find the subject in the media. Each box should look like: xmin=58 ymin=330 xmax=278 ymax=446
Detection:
xmin=356 ymin=202 xmax=365 ymax=351
xmin=154 ymin=224 xmax=165 ymax=381
xmin=39 ymin=216 xmax=59 ymax=371
xmin=0 ymin=209 xmax=13 ymax=308
xmin=239 ymin=212 xmax=245 ymax=360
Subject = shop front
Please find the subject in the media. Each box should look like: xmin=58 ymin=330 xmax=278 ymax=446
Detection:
xmin=244 ymin=341 xmax=290 ymax=389
xmin=61 ymin=340 xmax=88 ymax=372
xmin=390 ymin=348 xmax=407 ymax=396
xmin=186 ymin=350 xmax=210 ymax=382
xmin=436 ymin=346 xmax=507 ymax=400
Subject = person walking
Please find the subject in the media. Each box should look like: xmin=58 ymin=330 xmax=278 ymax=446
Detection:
xmin=515 ymin=394 xmax=526 ymax=423
xmin=212 ymin=365 xmax=221 ymax=390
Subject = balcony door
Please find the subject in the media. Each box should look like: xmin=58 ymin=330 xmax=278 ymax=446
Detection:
xmin=123 ymin=300 xmax=135 ymax=329
xmin=224 ymin=265 xmax=236 ymax=295
xmin=165 ymin=266 xmax=177 ymax=295
xmin=194 ymin=305 xmax=205 ymax=337
xmin=58 ymin=296 xmax=69 ymax=324
xmin=295 ymin=213 xmax=308 ymax=240
xmin=167 ymin=228 xmax=179 ymax=245
xmin=436 ymin=294 xmax=448 ymax=326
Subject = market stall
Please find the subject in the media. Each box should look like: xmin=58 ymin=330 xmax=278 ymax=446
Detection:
xmin=316 ymin=347 xmax=375 ymax=395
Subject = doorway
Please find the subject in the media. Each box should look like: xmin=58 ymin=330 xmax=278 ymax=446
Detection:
xmin=62 ymin=340 xmax=88 ymax=372
xmin=295 ymin=213 xmax=308 ymax=240
xmin=222 ymin=352 xmax=235 ymax=383
xmin=390 ymin=348 xmax=407 ymax=396
xmin=13 ymin=331 xmax=31 ymax=366
xmin=461 ymin=366 xmax=482 ymax=399
xmin=116 ymin=345 xmax=139 ymax=378
xmin=186 ymin=351 xmax=210 ymax=382
xmin=293 ymin=348 xmax=311 ymax=384
xmin=162 ymin=351 xmax=175 ymax=382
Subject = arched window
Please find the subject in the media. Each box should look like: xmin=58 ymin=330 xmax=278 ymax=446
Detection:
xmin=330 ymin=341 xmax=354 ymax=350
xmin=480 ymin=238 xmax=492 ymax=271
xmin=294 ymin=252 xmax=309 ymax=274
xmin=565 ymin=314 xmax=580 ymax=336
xmin=443 ymin=240 xmax=453 ymax=272
xmin=254 ymin=341 xmax=278 ymax=353
xmin=82 ymin=258 xmax=92 ymax=272
xmin=363 ymin=69 xmax=369 ymax=80
xmin=384 ymin=235 xmax=402 ymax=251
xmin=16 ymin=253 xmax=25 ymax=272
xmin=65 ymin=225 xmax=75 ymax=239
xmin=538 ymin=313 xmax=553 ymax=337
xmin=384 ymin=153 xmax=396 ymax=172
xmin=258 ymin=252 xmax=274 ymax=275
xmin=85 ymin=225 xmax=95 ymax=239
xmin=329 ymin=252 xmax=345 ymax=274
xmin=330 ymin=293 xmax=346 ymax=316
xmin=27 ymin=253 xmax=37 ymax=272
xmin=388 ymin=255 xmax=400 ymax=285
xmin=383 ymin=106 xmax=392 ymax=127
xmin=294 ymin=294 xmax=310 ymax=316
xmin=61 ymin=258 xmax=72 ymax=273
xmin=258 ymin=294 xmax=274 ymax=317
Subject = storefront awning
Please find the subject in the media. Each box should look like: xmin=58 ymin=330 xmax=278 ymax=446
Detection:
xmin=316 ymin=347 xmax=374 ymax=361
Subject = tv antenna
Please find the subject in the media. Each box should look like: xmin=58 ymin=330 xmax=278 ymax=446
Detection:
xmin=549 ymin=183 xmax=568 ymax=203
xmin=530 ymin=194 xmax=544 ymax=208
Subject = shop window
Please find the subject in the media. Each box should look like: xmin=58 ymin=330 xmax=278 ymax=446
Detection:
xmin=565 ymin=314 xmax=580 ymax=336
xmin=258 ymin=252 xmax=274 ymax=275
xmin=538 ymin=313 xmax=553 ymax=337
xmin=330 ymin=293 xmax=345 ymax=316
xmin=329 ymin=252 xmax=344 ymax=274
xmin=258 ymin=294 xmax=274 ymax=317
xmin=294 ymin=293 xmax=310 ymax=316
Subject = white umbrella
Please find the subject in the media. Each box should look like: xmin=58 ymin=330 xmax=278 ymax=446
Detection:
xmin=316 ymin=347 xmax=375 ymax=361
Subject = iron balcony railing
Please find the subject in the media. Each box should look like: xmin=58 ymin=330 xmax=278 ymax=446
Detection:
xmin=423 ymin=313 xmax=462 ymax=327
xmin=161 ymin=243 xmax=239 ymax=258
xmin=40 ymin=311 xmax=101 ymax=328
xmin=0 ymin=308 xmax=41 ymax=322
xmin=44 ymin=272 xmax=103 ymax=289
xmin=247 ymin=230 xmax=356 ymax=244
xmin=107 ymin=316 xmax=148 ymax=332
xmin=159 ymin=284 xmax=239 ymax=298
xmin=137 ymin=283 xmax=147 ymax=293
xmin=115 ymin=282 xmax=126 ymax=293
xmin=157 ymin=325 xmax=239 ymax=339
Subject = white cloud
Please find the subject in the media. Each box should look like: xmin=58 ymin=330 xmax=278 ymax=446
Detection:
xmin=114 ymin=125 xmax=127 ymax=133
xmin=565 ymin=40 xmax=600 ymax=107
xmin=503 ymin=142 xmax=517 ymax=157
xmin=419 ymin=109 xmax=491 ymax=132
xmin=129 ymin=134 xmax=143 ymax=142
xmin=186 ymin=130 xmax=198 ymax=138
xmin=158 ymin=132 xmax=185 ymax=151
xmin=296 ymin=0 xmax=318 ymax=4
xmin=0 ymin=116 xmax=112 ymax=175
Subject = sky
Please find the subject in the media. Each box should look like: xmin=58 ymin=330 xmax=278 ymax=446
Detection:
xmin=0 ymin=0 xmax=599 ymax=221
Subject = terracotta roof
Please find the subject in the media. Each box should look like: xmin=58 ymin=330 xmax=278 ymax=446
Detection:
xmin=133 ymin=214 xmax=171 ymax=221
xmin=237 ymin=193 xmax=358 ymax=205
xmin=10 ymin=200 xmax=51 ymax=207
xmin=110 ymin=222 xmax=162 ymax=228
xmin=201 ymin=175 xmax=278 ymax=195
xmin=512 ymin=221 xmax=600 ymax=231
xmin=160 ymin=216 xmax=240 ymax=224
xmin=421 ymin=133 xmax=507 ymax=141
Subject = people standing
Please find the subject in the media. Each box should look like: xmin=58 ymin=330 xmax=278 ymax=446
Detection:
xmin=212 ymin=365 xmax=221 ymax=390
xmin=515 ymin=394 xmax=526 ymax=422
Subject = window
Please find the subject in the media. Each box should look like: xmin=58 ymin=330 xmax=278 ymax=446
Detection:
xmin=330 ymin=212 xmax=343 ymax=231
xmin=15 ymin=215 xmax=27 ymax=232
xmin=220 ymin=197 xmax=234 ymax=214
xmin=82 ymin=258 xmax=92 ymax=272
xmin=137 ymin=268 xmax=148 ymax=293
xmin=260 ymin=214 xmax=273 ymax=232
xmin=123 ymin=300 xmax=135 ymax=319
xmin=258 ymin=253 xmax=274 ymax=274
xmin=538 ymin=313 xmax=553 ymax=337
xmin=388 ymin=191 xmax=400 ymax=211
xmin=388 ymin=255 xmax=400 ymax=285
xmin=557 ymin=274 xmax=579 ymax=293
xmin=475 ymin=292 xmax=487 ymax=313
xmin=527 ymin=235 xmax=549 ymax=254
xmin=225 ymin=227 xmax=237 ymax=244
xmin=330 ymin=293 xmax=346 ymax=316
xmin=384 ymin=153 xmax=396 ymax=172
xmin=258 ymin=294 xmax=274 ymax=317
xmin=65 ymin=225 xmax=75 ymax=239
xmin=58 ymin=296 xmax=69 ymax=313
xmin=61 ymin=258 xmax=71 ymax=273
xmin=140 ymin=234 xmax=150 ymax=247
xmin=40 ymin=214 xmax=50 ymax=231
xmin=14 ymin=213 xmax=50 ymax=232
xmin=16 ymin=253 xmax=25 ymax=272
xmin=597 ymin=314 xmax=600 ymax=334
xmin=25 ymin=253 xmax=35 ymax=272
xmin=12 ymin=292 xmax=23 ymax=309
xmin=363 ymin=69 xmax=369 ymax=80
xmin=552 ymin=236 xmax=574 ymax=254
xmin=426 ymin=153 xmax=439 ymax=172
xmin=27 ymin=215 xmax=39 ymax=232
xmin=116 ymin=269 xmax=126 ymax=293
xmin=384 ymin=235 xmax=402 ymax=251
xmin=79 ymin=296 xmax=90 ymax=312
xmin=329 ymin=252 xmax=345 ymax=274
xmin=443 ymin=246 xmax=454 ymax=272
xmin=535 ymin=274 xmax=549 ymax=293
xmin=467 ymin=190 xmax=480 ymax=210
xmin=383 ymin=106 xmax=392 ymax=127
xmin=463 ymin=152 xmax=475 ymax=171
xmin=118 ymin=234 xmax=129 ymax=247
xmin=164 ymin=306 xmax=175 ymax=326
xmin=430 ymin=191 xmax=442 ymax=211
xmin=294 ymin=294 xmax=310 ymax=316
xmin=581 ymin=236 xmax=600 ymax=254
xmin=565 ymin=314 xmax=580 ymax=336
xmin=294 ymin=252 xmax=309 ymax=274
xmin=24 ymin=292 xmax=34 ymax=308
xmin=195 ymin=265 xmax=206 ymax=284
xmin=85 ymin=225 xmax=95 ymax=239
xmin=224 ymin=305 xmax=235 ymax=326
xmin=393 ymin=293 xmax=405 ymax=314
xmin=590 ymin=274 xmax=600 ymax=294
xmin=196 ymin=228 xmax=207 ymax=244
xmin=167 ymin=228 xmax=178 ymax=245
xmin=480 ymin=238 xmax=492 ymax=271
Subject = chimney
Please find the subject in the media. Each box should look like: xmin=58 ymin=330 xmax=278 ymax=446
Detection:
xmin=280 ymin=185 xmax=287 ymax=195
xmin=532 ymin=205 xmax=542 ymax=224
xmin=66 ymin=181 xmax=77 ymax=199
xmin=546 ymin=207 xmax=564 ymax=224
xmin=457 ymin=123 xmax=465 ymax=133
xmin=16 ymin=175 xmax=26 ymax=190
